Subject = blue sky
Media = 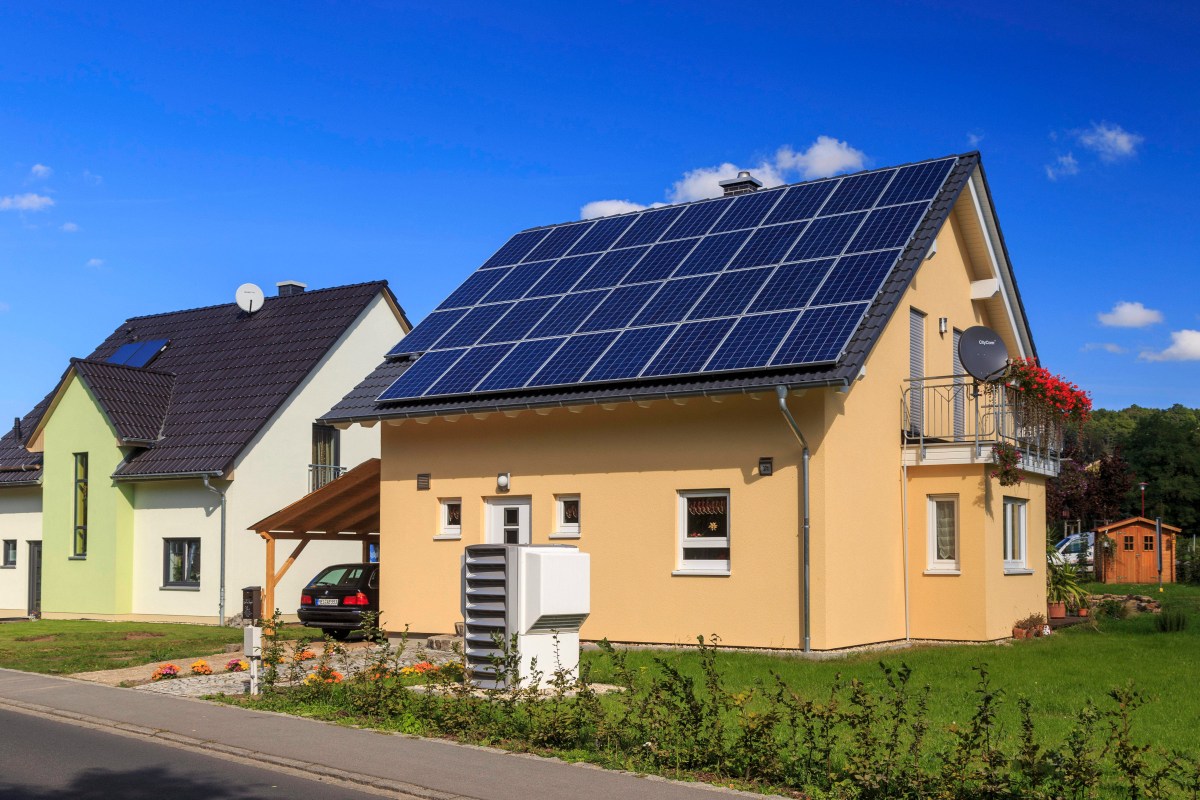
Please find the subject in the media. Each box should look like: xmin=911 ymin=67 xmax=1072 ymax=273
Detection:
xmin=1 ymin=1 xmax=1197 ymax=418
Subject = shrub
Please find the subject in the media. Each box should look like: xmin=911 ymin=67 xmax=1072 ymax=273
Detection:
xmin=1155 ymin=608 xmax=1188 ymax=633
xmin=1096 ymin=597 xmax=1129 ymax=619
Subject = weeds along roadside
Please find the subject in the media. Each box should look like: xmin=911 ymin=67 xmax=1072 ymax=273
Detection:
xmin=219 ymin=615 xmax=1200 ymax=799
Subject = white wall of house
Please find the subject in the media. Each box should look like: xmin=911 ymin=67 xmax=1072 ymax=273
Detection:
xmin=127 ymin=291 xmax=403 ymax=622
xmin=0 ymin=486 xmax=42 ymax=617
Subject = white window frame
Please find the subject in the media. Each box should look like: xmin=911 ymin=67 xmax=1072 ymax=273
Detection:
xmin=550 ymin=494 xmax=581 ymax=539
xmin=436 ymin=498 xmax=462 ymax=540
xmin=674 ymin=490 xmax=731 ymax=576
xmin=1003 ymin=497 xmax=1029 ymax=574
xmin=925 ymin=495 xmax=960 ymax=574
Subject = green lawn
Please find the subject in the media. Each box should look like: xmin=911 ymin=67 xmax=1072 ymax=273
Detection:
xmin=0 ymin=620 xmax=302 ymax=674
xmin=580 ymin=582 xmax=1200 ymax=753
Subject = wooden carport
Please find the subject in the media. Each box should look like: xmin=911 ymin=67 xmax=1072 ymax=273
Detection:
xmin=249 ymin=458 xmax=381 ymax=618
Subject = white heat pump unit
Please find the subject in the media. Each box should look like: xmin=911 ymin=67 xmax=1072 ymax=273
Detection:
xmin=461 ymin=544 xmax=590 ymax=689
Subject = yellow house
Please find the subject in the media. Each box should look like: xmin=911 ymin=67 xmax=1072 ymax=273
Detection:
xmin=324 ymin=153 xmax=1055 ymax=651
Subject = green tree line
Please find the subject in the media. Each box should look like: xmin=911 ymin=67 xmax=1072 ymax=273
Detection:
xmin=1049 ymin=404 xmax=1200 ymax=535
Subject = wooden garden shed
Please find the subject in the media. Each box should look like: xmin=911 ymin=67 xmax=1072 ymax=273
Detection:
xmin=1095 ymin=517 xmax=1180 ymax=584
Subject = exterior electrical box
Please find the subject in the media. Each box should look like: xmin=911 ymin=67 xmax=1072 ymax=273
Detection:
xmin=242 ymin=586 xmax=262 ymax=624
xmin=462 ymin=544 xmax=590 ymax=689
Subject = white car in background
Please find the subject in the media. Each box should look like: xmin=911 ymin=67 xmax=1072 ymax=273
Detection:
xmin=1051 ymin=532 xmax=1095 ymax=566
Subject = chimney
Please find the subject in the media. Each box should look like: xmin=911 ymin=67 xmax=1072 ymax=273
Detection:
xmin=718 ymin=170 xmax=763 ymax=197
xmin=276 ymin=280 xmax=308 ymax=297
xmin=12 ymin=417 xmax=20 ymax=441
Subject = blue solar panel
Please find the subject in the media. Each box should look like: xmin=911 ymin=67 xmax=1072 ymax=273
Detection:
xmin=436 ymin=268 xmax=510 ymax=310
xmin=878 ymin=159 xmax=954 ymax=206
xmin=481 ymin=229 xmax=549 ymax=269
xmin=663 ymin=200 xmax=728 ymax=239
xmin=584 ymin=326 xmax=673 ymax=381
xmin=527 ymin=291 xmax=609 ymax=338
xmin=763 ymin=181 xmax=837 ymax=225
xmin=846 ymin=202 xmax=926 ymax=253
xmin=643 ymin=319 xmax=735 ymax=377
xmin=569 ymin=215 xmax=635 ymax=255
xmin=622 ymin=239 xmax=698 ymax=284
xmin=436 ymin=303 xmax=513 ymax=348
xmin=574 ymin=247 xmax=648 ymax=290
xmin=632 ymin=276 xmax=715 ymax=325
xmin=427 ymin=344 xmax=514 ymax=396
xmin=786 ymin=212 xmax=867 ymax=261
xmin=387 ymin=309 xmax=467 ymax=355
xmin=577 ymin=283 xmax=658 ymax=332
xmin=475 ymin=338 xmax=566 ymax=392
xmin=525 ymin=223 xmax=592 ymax=262
xmin=747 ymin=260 xmax=834 ymax=314
xmin=711 ymin=189 xmax=783 ymax=233
xmin=107 ymin=338 xmax=169 ymax=368
xmin=821 ymin=169 xmax=895 ymax=215
xmin=531 ymin=332 xmax=619 ymax=385
xmin=108 ymin=343 xmax=140 ymax=365
xmin=811 ymin=250 xmax=900 ymax=306
xmin=727 ymin=222 xmax=807 ymax=270
xmin=688 ymin=268 xmax=773 ymax=320
xmin=672 ymin=231 xmax=749 ymax=277
xmin=524 ymin=254 xmax=600 ymax=298
xmin=480 ymin=297 xmax=558 ymax=344
xmin=378 ymin=349 xmax=466 ymax=400
xmin=613 ymin=206 xmax=685 ymax=247
xmin=378 ymin=156 xmax=959 ymax=402
xmin=705 ymin=311 xmax=801 ymax=371
xmin=770 ymin=303 xmax=869 ymax=365
xmin=481 ymin=260 xmax=557 ymax=302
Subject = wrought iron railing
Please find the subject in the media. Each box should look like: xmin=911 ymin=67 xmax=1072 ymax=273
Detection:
xmin=902 ymin=376 xmax=1064 ymax=467
xmin=309 ymin=463 xmax=347 ymax=492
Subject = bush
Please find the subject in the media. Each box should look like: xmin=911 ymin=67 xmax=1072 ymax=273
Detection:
xmin=1155 ymin=608 xmax=1188 ymax=633
xmin=1096 ymin=598 xmax=1129 ymax=619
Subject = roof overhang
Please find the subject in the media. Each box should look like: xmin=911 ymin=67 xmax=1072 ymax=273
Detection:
xmin=250 ymin=458 xmax=380 ymax=536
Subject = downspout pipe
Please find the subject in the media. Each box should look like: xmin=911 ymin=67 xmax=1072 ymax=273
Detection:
xmin=776 ymin=386 xmax=812 ymax=653
xmin=202 ymin=475 xmax=228 ymax=626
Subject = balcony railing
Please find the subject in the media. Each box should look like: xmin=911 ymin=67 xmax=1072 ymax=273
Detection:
xmin=902 ymin=376 xmax=1063 ymax=473
xmin=309 ymin=463 xmax=347 ymax=493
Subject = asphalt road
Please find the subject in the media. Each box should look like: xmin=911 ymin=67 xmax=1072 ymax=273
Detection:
xmin=0 ymin=708 xmax=395 ymax=800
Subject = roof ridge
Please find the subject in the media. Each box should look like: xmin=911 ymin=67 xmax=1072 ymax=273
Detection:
xmin=519 ymin=152 xmax=970 ymax=233
xmin=121 ymin=279 xmax=389 ymax=322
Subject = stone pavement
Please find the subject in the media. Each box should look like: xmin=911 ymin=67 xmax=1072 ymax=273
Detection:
xmin=0 ymin=668 xmax=771 ymax=800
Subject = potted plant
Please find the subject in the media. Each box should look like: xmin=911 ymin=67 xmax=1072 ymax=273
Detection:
xmin=1012 ymin=612 xmax=1046 ymax=639
xmin=1047 ymin=557 xmax=1087 ymax=620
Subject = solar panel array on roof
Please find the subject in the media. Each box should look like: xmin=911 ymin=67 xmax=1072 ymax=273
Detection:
xmin=379 ymin=157 xmax=957 ymax=403
xmin=107 ymin=338 xmax=170 ymax=368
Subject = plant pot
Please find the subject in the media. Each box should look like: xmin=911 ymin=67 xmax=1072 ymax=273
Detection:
xmin=1012 ymin=626 xmax=1029 ymax=640
xmin=1048 ymin=601 xmax=1067 ymax=620
xmin=1077 ymin=606 xmax=1089 ymax=618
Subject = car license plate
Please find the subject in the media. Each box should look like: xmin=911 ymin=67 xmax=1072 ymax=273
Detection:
xmin=316 ymin=598 xmax=338 ymax=606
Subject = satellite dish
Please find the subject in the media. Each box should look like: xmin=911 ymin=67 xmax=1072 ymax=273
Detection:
xmin=236 ymin=283 xmax=265 ymax=314
xmin=958 ymin=325 xmax=1009 ymax=382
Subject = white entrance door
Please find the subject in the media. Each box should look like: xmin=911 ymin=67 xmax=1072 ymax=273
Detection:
xmin=487 ymin=497 xmax=531 ymax=545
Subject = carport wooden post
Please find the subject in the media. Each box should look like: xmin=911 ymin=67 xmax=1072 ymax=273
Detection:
xmin=263 ymin=534 xmax=275 ymax=627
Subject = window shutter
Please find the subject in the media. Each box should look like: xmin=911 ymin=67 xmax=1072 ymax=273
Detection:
xmin=909 ymin=310 xmax=925 ymax=434
xmin=952 ymin=329 xmax=965 ymax=440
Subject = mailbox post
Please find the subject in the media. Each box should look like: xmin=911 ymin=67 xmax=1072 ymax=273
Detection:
xmin=244 ymin=625 xmax=262 ymax=696
xmin=242 ymin=586 xmax=262 ymax=625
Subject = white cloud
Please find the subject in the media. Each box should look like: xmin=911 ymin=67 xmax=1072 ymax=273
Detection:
xmin=29 ymin=163 xmax=52 ymax=179
xmin=580 ymin=199 xmax=664 ymax=219
xmin=0 ymin=193 xmax=54 ymax=211
xmin=1078 ymin=122 xmax=1143 ymax=162
xmin=775 ymin=136 xmax=867 ymax=181
xmin=1045 ymin=153 xmax=1079 ymax=181
xmin=967 ymin=132 xmax=984 ymax=147
xmin=1098 ymin=301 xmax=1163 ymax=328
xmin=60 ymin=221 xmax=80 ymax=233
xmin=1141 ymin=330 xmax=1200 ymax=362
xmin=85 ymin=258 xmax=104 ymax=268
xmin=582 ymin=136 xmax=869 ymax=217
xmin=82 ymin=170 xmax=103 ymax=185
xmin=1082 ymin=342 xmax=1127 ymax=354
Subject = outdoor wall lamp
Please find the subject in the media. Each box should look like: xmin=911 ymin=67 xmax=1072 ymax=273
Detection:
xmin=497 ymin=472 xmax=511 ymax=492
xmin=939 ymin=317 xmax=948 ymax=336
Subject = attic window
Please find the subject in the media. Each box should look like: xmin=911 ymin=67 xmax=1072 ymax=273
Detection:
xmin=108 ymin=338 xmax=169 ymax=368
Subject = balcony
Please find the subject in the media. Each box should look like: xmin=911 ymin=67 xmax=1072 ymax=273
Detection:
xmin=309 ymin=463 xmax=347 ymax=493
xmin=901 ymin=376 xmax=1062 ymax=477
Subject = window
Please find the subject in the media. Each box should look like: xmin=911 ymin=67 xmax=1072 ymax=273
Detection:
xmin=438 ymin=498 xmax=462 ymax=539
xmin=1123 ymin=535 xmax=1135 ymax=551
xmin=310 ymin=424 xmax=342 ymax=491
xmin=73 ymin=453 xmax=88 ymax=557
xmin=552 ymin=495 xmax=581 ymax=538
xmin=163 ymin=539 xmax=201 ymax=587
xmin=1 ymin=540 xmax=15 ymax=567
xmin=926 ymin=496 xmax=959 ymax=572
xmin=1002 ymin=498 xmax=1027 ymax=571
xmin=1143 ymin=535 xmax=1155 ymax=551
xmin=676 ymin=491 xmax=730 ymax=574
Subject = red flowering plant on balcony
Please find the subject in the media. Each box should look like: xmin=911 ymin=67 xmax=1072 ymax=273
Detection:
xmin=1005 ymin=358 xmax=1092 ymax=425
